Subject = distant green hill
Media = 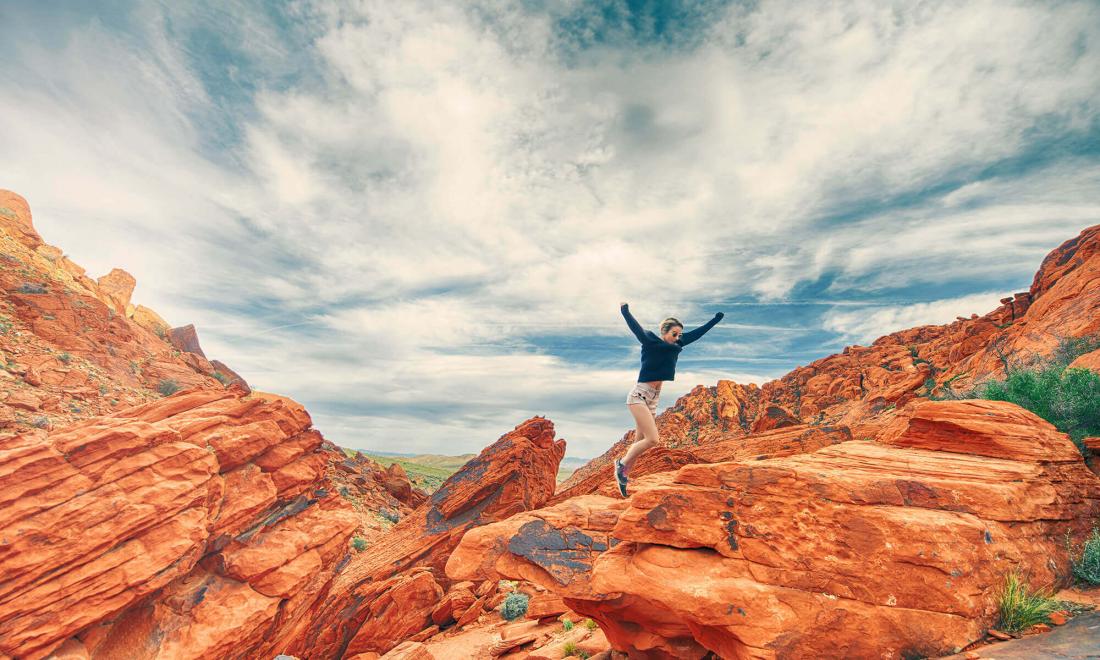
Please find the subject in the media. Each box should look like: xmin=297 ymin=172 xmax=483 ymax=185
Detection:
xmin=345 ymin=449 xmax=588 ymax=493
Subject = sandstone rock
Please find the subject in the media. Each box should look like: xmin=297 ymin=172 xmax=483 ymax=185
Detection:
xmin=95 ymin=268 xmax=136 ymax=315
xmin=168 ymin=324 xmax=208 ymax=358
xmin=0 ymin=189 xmax=42 ymax=248
xmin=1069 ymin=348 xmax=1100 ymax=372
xmin=449 ymin=401 xmax=1100 ymax=659
xmin=378 ymin=641 xmax=435 ymax=660
xmin=130 ymin=304 xmax=170 ymax=337
xmin=211 ymin=358 xmax=251 ymax=394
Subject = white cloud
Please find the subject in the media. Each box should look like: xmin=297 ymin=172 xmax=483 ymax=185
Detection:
xmin=0 ymin=0 xmax=1098 ymax=457
xmin=822 ymin=291 xmax=1007 ymax=345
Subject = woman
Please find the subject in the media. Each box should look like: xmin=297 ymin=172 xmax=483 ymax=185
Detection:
xmin=615 ymin=301 xmax=724 ymax=497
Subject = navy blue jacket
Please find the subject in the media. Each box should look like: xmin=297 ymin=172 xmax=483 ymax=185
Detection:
xmin=621 ymin=303 xmax=722 ymax=382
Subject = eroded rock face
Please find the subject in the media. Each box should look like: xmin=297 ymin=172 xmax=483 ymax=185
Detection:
xmin=0 ymin=387 xmax=362 ymax=659
xmin=449 ymin=401 xmax=1100 ymax=659
xmin=295 ymin=416 xmax=566 ymax=657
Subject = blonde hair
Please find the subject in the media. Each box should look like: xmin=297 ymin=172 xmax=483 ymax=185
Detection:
xmin=659 ymin=317 xmax=683 ymax=335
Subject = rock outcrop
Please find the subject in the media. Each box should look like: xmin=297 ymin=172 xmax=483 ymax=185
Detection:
xmin=0 ymin=386 xmax=370 ymax=659
xmin=449 ymin=401 xmax=1100 ymax=659
xmin=294 ymin=416 xmax=567 ymax=657
xmin=0 ymin=189 xmax=250 ymax=434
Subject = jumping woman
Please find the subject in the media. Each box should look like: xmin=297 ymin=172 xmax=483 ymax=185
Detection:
xmin=615 ymin=302 xmax=724 ymax=497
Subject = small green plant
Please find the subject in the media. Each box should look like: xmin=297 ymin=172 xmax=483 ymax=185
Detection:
xmin=98 ymin=385 xmax=108 ymax=395
xmin=997 ymin=572 xmax=1058 ymax=633
xmin=561 ymin=642 xmax=579 ymax=658
xmin=157 ymin=378 xmax=180 ymax=396
xmin=351 ymin=536 xmax=368 ymax=552
xmin=379 ymin=507 xmax=399 ymax=523
xmin=578 ymin=652 xmax=590 ymax=660
xmin=212 ymin=371 xmax=231 ymax=385
xmin=17 ymin=282 xmax=46 ymax=294
xmin=58 ymin=352 xmax=72 ymax=364
xmin=584 ymin=618 xmax=597 ymax=631
xmin=32 ymin=416 xmax=49 ymax=429
xmin=500 ymin=592 xmax=529 ymax=621
xmin=562 ymin=618 xmax=573 ymax=631
xmin=339 ymin=486 xmax=352 ymax=499
xmin=1070 ymin=527 xmax=1100 ymax=585
xmin=129 ymin=360 xmax=140 ymax=375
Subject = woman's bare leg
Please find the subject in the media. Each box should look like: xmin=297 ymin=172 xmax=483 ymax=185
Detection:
xmin=622 ymin=403 xmax=659 ymax=471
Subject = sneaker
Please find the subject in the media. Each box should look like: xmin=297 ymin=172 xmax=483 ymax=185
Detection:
xmin=614 ymin=458 xmax=629 ymax=498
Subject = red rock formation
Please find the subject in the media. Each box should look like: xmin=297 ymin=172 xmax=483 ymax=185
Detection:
xmin=0 ymin=190 xmax=253 ymax=433
xmin=0 ymin=386 xmax=373 ymax=659
xmin=286 ymin=416 xmax=566 ymax=657
xmin=449 ymin=401 xmax=1100 ymax=659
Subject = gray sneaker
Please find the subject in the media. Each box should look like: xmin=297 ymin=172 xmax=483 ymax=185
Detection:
xmin=614 ymin=458 xmax=629 ymax=497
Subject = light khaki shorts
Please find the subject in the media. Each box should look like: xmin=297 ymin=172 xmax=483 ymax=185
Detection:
xmin=626 ymin=382 xmax=660 ymax=415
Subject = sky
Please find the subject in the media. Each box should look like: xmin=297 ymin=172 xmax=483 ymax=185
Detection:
xmin=1 ymin=0 xmax=1098 ymax=458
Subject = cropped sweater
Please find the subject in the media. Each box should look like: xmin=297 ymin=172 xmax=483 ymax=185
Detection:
xmin=621 ymin=303 xmax=723 ymax=382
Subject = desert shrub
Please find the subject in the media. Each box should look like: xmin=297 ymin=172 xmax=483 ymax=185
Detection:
xmin=1050 ymin=335 xmax=1100 ymax=370
xmin=997 ymin=572 xmax=1057 ymax=633
xmin=584 ymin=618 xmax=598 ymax=631
xmin=562 ymin=642 xmax=579 ymax=658
xmin=1070 ymin=527 xmax=1100 ymax=585
xmin=32 ymin=416 xmax=49 ymax=429
xmin=17 ymin=282 xmax=46 ymax=294
xmin=212 ymin=371 xmax=230 ymax=385
xmin=157 ymin=378 xmax=181 ymax=396
xmin=500 ymin=592 xmax=529 ymax=621
xmin=379 ymin=508 xmax=399 ymax=523
xmin=58 ymin=352 xmax=71 ymax=364
xmin=979 ymin=365 xmax=1100 ymax=455
xmin=351 ymin=536 xmax=368 ymax=552
xmin=562 ymin=618 xmax=573 ymax=631
xmin=339 ymin=486 xmax=352 ymax=499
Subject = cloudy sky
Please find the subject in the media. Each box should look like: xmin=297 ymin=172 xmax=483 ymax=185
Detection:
xmin=1 ymin=0 xmax=1098 ymax=458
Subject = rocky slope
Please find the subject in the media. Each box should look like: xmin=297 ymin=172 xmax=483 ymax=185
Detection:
xmin=560 ymin=224 xmax=1100 ymax=498
xmin=449 ymin=401 xmax=1100 ymax=658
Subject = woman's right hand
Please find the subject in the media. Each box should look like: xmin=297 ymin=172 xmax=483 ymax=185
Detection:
xmin=620 ymin=301 xmax=628 ymax=307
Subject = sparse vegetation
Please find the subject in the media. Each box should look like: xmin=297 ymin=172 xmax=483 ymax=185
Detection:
xmin=979 ymin=364 xmax=1099 ymax=455
xmin=157 ymin=378 xmax=181 ymax=396
xmin=17 ymin=282 xmax=46 ymax=294
xmin=378 ymin=507 xmax=399 ymax=524
xmin=997 ymin=572 xmax=1058 ymax=634
xmin=562 ymin=618 xmax=573 ymax=631
xmin=58 ymin=352 xmax=71 ymax=364
xmin=32 ymin=416 xmax=49 ymax=429
xmin=212 ymin=371 xmax=231 ymax=385
xmin=500 ymin=592 xmax=529 ymax=621
xmin=584 ymin=618 xmax=598 ymax=631
xmin=562 ymin=641 xmax=579 ymax=658
xmin=339 ymin=486 xmax=352 ymax=500
xmin=351 ymin=536 xmax=368 ymax=552
xmin=1069 ymin=527 xmax=1100 ymax=585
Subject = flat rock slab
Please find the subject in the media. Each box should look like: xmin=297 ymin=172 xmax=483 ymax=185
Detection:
xmin=941 ymin=612 xmax=1100 ymax=659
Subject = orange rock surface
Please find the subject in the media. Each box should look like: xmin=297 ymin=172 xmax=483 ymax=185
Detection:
xmin=449 ymin=401 xmax=1100 ymax=658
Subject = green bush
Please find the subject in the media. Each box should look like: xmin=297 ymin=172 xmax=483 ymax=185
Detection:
xmin=584 ymin=618 xmax=598 ymax=631
xmin=1071 ymin=527 xmax=1100 ymax=585
xmin=351 ymin=536 xmax=368 ymax=552
xmin=979 ymin=365 xmax=1100 ymax=455
xmin=157 ymin=378 xmax=181 ymax=396
xmin=500 ymin=592 xmax=529 ymax=621
xmin=997 ymin=572 xmax=1057 ymax=633
xmin=562 ymin=618 xmax=573 ymax=631
xmin=212 ymin=371 xmax=230 ymax=385
xmin=562 ymin=641 xmax=579 ymax=658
